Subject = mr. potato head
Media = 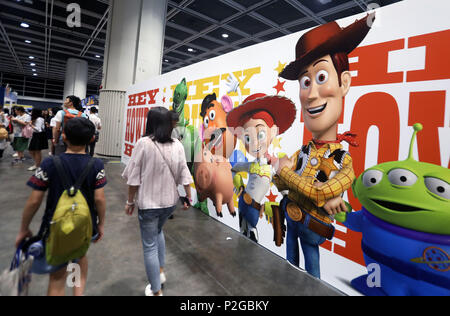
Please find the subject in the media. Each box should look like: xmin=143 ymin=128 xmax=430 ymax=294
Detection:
xmin=200 ymin=93 xmax=237 ymax=159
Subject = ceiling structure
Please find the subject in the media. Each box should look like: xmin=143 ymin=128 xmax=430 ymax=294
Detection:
xmin=0 ymin=0 xmax=402 ymax=101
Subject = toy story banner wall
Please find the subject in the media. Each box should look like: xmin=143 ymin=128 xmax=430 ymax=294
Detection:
xmin=122 ymin=0 xmax=450 ymax=296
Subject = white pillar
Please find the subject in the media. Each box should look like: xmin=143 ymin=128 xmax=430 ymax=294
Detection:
xmin=63 ymin=58 xmax=88 ymax=99
xmin=98 ymin=0 xmax=167 ymax=156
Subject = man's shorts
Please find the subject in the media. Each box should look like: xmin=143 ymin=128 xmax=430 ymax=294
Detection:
xmin=32 ymin=253 xmax=75 ymax=275
xmin=31 ymin=232 xmax=99 ymax=275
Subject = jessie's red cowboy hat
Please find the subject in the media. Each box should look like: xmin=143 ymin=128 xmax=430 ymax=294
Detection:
xmin=226 ymin=93 xmax=296 ymax=135
xmin=279 ymin=13 xmax=374 ymax=81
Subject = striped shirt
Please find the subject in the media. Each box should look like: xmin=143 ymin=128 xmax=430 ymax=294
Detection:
xmin=122 ymin=136 xmax=193 ymax=210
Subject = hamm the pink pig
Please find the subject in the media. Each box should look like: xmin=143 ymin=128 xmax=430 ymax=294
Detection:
xmin=194 ymin=148 xmax=236 ymax=218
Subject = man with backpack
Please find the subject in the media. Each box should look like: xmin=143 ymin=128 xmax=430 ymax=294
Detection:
xmin=52 ymin=96 xmax=87 ymax=156
xmin=15 ymin=117 xmax=107 ymax=296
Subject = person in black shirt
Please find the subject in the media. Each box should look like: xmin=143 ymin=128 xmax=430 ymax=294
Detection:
xmin=16 ymin=117 xmax=107 ymax=296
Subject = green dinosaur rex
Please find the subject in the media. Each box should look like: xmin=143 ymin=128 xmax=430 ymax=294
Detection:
xmin=171 ymin=78 xmax=209 ymax=215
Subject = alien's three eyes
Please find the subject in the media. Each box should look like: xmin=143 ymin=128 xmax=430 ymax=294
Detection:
xmin=362 ymin=168 xmax=450 ymax=199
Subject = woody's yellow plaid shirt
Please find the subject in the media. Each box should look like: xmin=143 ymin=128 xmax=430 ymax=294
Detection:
xmin=273 ymin=141 xmax=355 ymax=224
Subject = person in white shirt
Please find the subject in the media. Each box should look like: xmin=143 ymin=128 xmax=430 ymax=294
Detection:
xmin=87 ymin=107 xmax=101 ymax=157
xmin=10 ymin=106 xmax=31 ymax=164
xmin=48 ymin=107 xmax=61 ymax=156
xmin=28 ymin=109 xmax=49 ymax=171
xmin=122 ymin=106 xmax=192 ymax=297
xmin=0 ymin=108 xmax=9 ymax=159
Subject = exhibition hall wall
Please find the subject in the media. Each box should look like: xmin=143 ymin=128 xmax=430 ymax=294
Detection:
xmin=120 ymin=0 xmax=450 ymax=296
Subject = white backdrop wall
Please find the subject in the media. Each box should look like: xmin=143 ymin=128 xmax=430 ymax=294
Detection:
xmin=121 ymin=0 xmax=450 ymax=295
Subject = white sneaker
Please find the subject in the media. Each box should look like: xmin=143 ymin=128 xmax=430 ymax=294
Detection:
xmin=160 ymin=272 xmax=166 ymax=285
xmin=28 ymin=166 xmax=37 ymax=171
xmin=145 ymin=284 xmax=163 ymax=296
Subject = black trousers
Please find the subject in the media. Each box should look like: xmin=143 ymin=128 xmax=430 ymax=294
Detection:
xmin=86 ymin=141 xmax=96 ymax=157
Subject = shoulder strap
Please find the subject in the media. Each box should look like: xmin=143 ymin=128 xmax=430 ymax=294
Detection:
xmin=53 ymin=156 xmax=71 ymax=191
xmin=74 ymin=157 xmax=96 ymax=191
xmin=153 ymin=139 xmax=177 ymax=183
xmin=53 ymin=156 xmax=96 ymax=197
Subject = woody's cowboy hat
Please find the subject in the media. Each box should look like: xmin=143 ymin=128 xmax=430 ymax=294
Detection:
xmin=279 ymin=13 xmax=375 ymax=81
xmin=226 ymin=93 xmax=296 ymax=134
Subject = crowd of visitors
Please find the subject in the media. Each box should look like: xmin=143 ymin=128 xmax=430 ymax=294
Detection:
xmin=4 ymin=98 xmax=191 ymax=297
xmin=0 ymin=96 xmax=101 ymax=166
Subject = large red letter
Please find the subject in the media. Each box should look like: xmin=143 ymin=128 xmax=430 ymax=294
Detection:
xmin=350 ymin=39 xmax=404 ymax=87
xmin=334 ymin=92 xmax=401 ymax=265
xmin=408 ymin=91 xmax=446 ymax=165
xmin=349 ymin=92 xmax=400 ymax=210
xmin=407 ymin=30 xmax=450 ymax=82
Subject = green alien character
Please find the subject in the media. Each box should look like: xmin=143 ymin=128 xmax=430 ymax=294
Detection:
xmin=335 ymin=123 xmax=450 ymax=296
xmin=171 ymin=78 xmax=208 ymax=214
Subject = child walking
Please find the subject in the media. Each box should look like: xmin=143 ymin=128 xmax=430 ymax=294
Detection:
xmin=15 ymin=117 xmax=107 ymax=296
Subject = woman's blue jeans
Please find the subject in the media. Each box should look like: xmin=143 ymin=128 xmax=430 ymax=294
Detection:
xmin=138 ymin=206 xmax=176 ymax=293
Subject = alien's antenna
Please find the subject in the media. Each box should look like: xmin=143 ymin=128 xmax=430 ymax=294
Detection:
xmin=408 ymin=123 xmax=423 ymax=160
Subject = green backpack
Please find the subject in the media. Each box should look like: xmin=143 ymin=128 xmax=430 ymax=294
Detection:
xmin=45 ymin=156 xmax=95 ymax=266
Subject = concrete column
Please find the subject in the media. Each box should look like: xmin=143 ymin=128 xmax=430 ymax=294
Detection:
xmin=63 ymin=58 xmax=88 ymax=99
xmin=98 ymin=0 xmax=167 ymax=156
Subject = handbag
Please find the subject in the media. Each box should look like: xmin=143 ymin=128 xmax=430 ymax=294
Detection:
xmin=0 ymin=127 xmax=7 ymax=140
xmin=0 ymin=244 xmax=34 ymax=296
xmin=22 ymin=124 xmax=34 ymax=139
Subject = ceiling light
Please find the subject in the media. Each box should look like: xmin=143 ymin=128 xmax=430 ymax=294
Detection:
xmin=164 ymin=59 xmax=169 ymax=63
xmin=95 ymin=55 xmax=101 ymax=58
xmin=32 ymin=69 xmax=36 ymax=72
xmin=28 ymin=56 xmax=34 ymax=59
xmin=30 ymin=63 xmax=35 ymax=66
xmin=33 ymin=73 xmax=37 ymax=76
xmin=222 ymin=33 xmax=229 ymax=38
xmin=187 ymin=48 xmax=195 ymax=52
xmin=20 ymin=22 xmax=30 ymax=28
xmin=25 ymin=40 xmax=31 ymax=44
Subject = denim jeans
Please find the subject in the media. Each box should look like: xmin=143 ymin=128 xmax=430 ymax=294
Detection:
xmin=281 ymin=198 xmax=326 ymax=279
xmin=138 ymin=206 xmax=176 ymax=293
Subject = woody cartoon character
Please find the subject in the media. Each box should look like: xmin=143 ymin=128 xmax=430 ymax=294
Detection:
xmin=272 ymin=14 xmax=374 ymax=278
xmin=227 ymin=93 xmax=296 ymax=243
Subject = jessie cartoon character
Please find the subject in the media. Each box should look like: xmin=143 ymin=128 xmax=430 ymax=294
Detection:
xmin=227 ymin=93 xmax=296 ymax=243
xmin=272 ymin=14 xmax=374 ymax=278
